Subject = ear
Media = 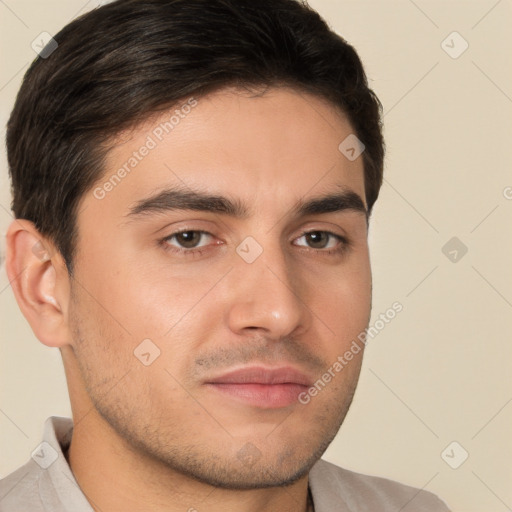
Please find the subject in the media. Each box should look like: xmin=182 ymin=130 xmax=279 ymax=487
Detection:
xmin=5 ymin=219 xmax=72 ymax=348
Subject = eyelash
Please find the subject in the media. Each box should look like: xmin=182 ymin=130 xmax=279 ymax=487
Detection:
xmin=159 ymin=229 xmax=350 ymax=258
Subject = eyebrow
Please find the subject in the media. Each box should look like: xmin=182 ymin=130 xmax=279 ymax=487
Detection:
xmin=124 ymin=185 xmax=367 ymax=222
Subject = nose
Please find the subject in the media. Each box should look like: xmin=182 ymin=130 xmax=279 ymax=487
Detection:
xmin=226 ymin=241 xmax=312 ymax=340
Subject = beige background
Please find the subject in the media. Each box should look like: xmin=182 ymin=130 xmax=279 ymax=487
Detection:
xmin=1 ymin=1 xmax=511 ymax=511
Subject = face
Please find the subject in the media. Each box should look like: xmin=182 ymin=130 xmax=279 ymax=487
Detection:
xmin=68 ymin=86 xmax=372 ymax=489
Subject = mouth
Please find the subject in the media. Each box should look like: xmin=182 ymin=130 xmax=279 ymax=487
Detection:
xmin=204 ymin=366 xmax=312 ymax=409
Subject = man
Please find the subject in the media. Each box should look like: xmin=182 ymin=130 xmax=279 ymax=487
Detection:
xmin=1 ymin=0 xmax=450 ymax=510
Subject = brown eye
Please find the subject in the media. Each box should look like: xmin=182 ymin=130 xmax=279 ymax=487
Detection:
xmin=295 ymin=231 xmax=344 ymax=251
xmin=304 ymin=231 xmax=330 ymax=249
xmin=174 ymin=231 xmax=203 ymax=248
xmin=162 ymin=230 xmax=215 ymax=252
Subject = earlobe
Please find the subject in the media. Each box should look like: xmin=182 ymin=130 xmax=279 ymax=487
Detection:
xmin=5 ymin=219 xmax=72 ymax=348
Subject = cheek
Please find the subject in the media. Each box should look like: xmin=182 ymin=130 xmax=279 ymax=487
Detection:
xmin=314 ymin=254 xmax=372 ymax=338
xmin=77 ymin=242 xmax=198 ymax=340
xmin=68 ymin=286 xmax=134 ymax=408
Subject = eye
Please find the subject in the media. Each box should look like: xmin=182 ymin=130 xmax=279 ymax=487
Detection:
xmin=161 ymin=230 xmax=217 ymax=255
xmin=294 ymin=231 xmax=348 ymax=254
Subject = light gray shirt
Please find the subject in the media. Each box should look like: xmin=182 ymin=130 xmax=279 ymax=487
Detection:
xmin=0 ymin=417 xmax=450 ymax=511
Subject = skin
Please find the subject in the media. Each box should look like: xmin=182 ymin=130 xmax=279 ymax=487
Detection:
xmin=6 ymin=86 xmax=372 ymax=512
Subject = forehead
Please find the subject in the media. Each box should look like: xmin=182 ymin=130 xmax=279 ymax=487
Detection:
xmin=83 ymin=86 xmax=366 ymax=225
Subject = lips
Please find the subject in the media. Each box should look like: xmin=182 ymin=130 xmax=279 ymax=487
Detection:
xmin=204 ymin=366 xmax=313 ymax=409
xmin=205 ymin=366 xmax=313 ymax=386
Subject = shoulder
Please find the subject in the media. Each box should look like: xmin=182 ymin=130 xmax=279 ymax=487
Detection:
xmin=309 ymin=458 xmax=451 ymax=511
xmin=0 ymin=460 xmax=46 ymax=511
xmin=0 ymin=416 xmax=87 ymax=512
